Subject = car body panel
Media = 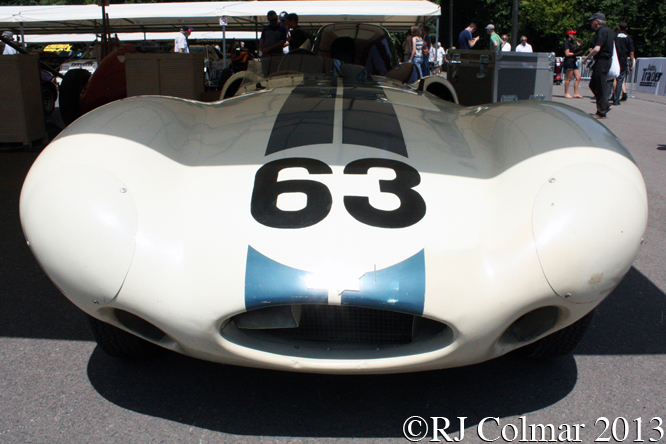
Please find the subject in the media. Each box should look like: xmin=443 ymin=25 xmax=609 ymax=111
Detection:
xmin=20 ymin=76 xmax=647 ymax=373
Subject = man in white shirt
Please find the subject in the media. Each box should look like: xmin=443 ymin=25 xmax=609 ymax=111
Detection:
xmin=174 ymin=26 xmax=192 ymax=53
xmin=516 ymin=36 xmax=533 ymax=52
xmin=501 ymin=34 xmax=511 ymax=52
xmin=436 ymin=42 xmax=445 ymax=75
xmin=2 ymin=31 xmax=18 ymax=55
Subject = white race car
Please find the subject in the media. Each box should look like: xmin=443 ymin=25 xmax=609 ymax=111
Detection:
xmin=20 ymin=25 xmax=647 ymax=374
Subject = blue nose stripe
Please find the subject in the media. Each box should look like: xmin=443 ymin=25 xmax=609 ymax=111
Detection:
xmin=341 ymin=249 xmax=425 ymax=315
xmin=244 ymin=246 xmax=328 ymax=310
xmin=245 ymin=246 xmax=425 ymax=316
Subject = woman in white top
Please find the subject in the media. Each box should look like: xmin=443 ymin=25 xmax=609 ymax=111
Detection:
xmin=408 ymin=26 xmax=424 ymax=78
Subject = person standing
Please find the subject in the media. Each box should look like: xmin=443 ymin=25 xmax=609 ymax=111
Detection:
xmin=408 ymin=26 xmax=425 ymax=79
xmin=501 ymin=34 xmax=511 ymax=52
xmin=436 ymin=42 xmax=446 ymax=75
xmin=582 ymin=12 xmax=614 ymax=119
xmin=2 ymin=31 xmax=18 ymax=55
xmin=516 ymin=36 xmax=533 ymax=52
xmin=174 ymin=26 xmax=192 ymax=53
xmin=286 ymin=13 xmax=310 ymax=51
xmin=259 ymin=10 xmax=288 ymax=57
xmin=458 ymin=23 xmax=480 ymax=50
xmin=279 ymin=11 xmax=290 ymax=54
xmin=612 ymin=22 xmax=635 ymax=105
xmin=563 ymin=30 xmax=584 ymax=99
xmin=422 ymin=26 xmax=432 ymax=76
xmin=486 ymin=24 xmax=502 ymax=52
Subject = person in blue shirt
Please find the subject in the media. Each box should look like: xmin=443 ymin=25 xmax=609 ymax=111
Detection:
xmin=260 ymin=10 xmax=288 ymax=57
xmin=458 ymin=23 xmax=479 ymax=50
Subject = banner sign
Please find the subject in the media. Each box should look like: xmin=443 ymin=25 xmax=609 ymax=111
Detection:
xmin=635 ymin=58 xmax=666 ymax=96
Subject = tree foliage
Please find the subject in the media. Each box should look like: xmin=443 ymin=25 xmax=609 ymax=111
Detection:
xmin=435 ymin=0 xmax=664 ymax=57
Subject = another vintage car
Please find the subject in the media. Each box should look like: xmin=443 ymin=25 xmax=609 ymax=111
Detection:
xmin=40 ymin=69 xmax=59 ymax=116
xmin=57 ymin=43 xmax=98 ymax=84
xmin=20 ymin=24 xmax=647 ymax=374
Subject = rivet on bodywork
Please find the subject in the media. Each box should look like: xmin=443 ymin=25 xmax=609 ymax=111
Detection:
xmin=548 ymin=178 xmax=556 ymax=183
xmin=120 ymin=188 xmax=127 ymax=193
xmin=93 ymin=300 xmax=99 ymax=304
xmin=641 ymin=238 xmax=645 ymax=244
xmin=565 ymin=293 xmax=572 ymax=298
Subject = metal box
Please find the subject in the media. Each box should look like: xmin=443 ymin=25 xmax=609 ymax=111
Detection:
xmin=447 ymin=50 xmax=554 ymax=106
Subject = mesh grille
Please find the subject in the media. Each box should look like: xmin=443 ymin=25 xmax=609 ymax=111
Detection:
xmin=260 ymin=305 xmax=414 ymax=344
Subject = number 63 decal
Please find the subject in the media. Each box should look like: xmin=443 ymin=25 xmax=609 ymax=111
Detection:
xmin=251 ymin=158 xmax=426 ymax=229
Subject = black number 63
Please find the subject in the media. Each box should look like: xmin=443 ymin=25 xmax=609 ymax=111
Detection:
xmin=250 ymin=158 xmax=426 ymax=229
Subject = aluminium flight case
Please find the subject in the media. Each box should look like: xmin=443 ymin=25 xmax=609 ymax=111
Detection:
xmin=447 ymin=50 xmax=555 ymax=106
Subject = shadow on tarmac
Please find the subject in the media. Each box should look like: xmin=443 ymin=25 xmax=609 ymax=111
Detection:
xmin=2 ymin=150 xmax=666 ymax=437
xmin=87 ymin=346 xmax=577 ymax=437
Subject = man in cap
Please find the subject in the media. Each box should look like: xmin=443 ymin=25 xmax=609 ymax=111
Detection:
xmin=563 ymin=30 xmax=584 ymax=99
xmin=582 ymin=12 xmax=614 ymax=118
xmin=2 ymin=31 xmax=18 ymax=55
xmin=486 ymin=25 xmax=502 ymax=52
xmin=174 ymin=26 xmax=192 ymax=53
xmin=279 ymin=11 xmax=290 ymax=54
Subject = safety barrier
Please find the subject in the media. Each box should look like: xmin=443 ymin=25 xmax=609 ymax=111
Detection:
xmin=578 ymin=57 xmax=635 ymax=82
xmin=630 ymin=57 xmax=666 ymax=96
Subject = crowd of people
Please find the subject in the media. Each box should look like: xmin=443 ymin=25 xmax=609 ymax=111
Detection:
xmin=451 ymin=16 xmax=636 ymax=119
xmin=257 ymin=10 xmax=313 ymax=57
xmin=8 ymin=6 xmax=627 ymax=121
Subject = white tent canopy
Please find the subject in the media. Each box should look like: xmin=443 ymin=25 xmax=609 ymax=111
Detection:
xmin=0 ymin=1 xmax=440 ymax=35
xmin=23 ymin=31 xmax=259 ymax=44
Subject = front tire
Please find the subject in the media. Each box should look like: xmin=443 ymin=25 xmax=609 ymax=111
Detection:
xmin=41 ymin=85 xmax=56 ymax=116
xmin=518 ymin=310 xmax=594 ymax=359
xmin=86 ymin=314 xmax=160 ymax=359
xmin=59 ymin=69 xmax=91 ymax=126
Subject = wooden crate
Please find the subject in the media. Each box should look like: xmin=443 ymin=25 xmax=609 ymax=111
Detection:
xmin=125 ymin=53 xmax=205 ymax=101
xmin=0 ymin=54 xmax=47 ymax=146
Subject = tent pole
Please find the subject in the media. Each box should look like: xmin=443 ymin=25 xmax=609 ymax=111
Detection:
xmin=511 ymin=0 xmax=518 ymax=51
xmin=449 ymin=0 xmax=453 ymax=49
xmin=20 ymin=23 xmax=26 ymax=49
xmin=223 ymin=23 xmax=227 ymax=67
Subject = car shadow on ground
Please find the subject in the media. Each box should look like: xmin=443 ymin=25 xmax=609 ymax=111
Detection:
xmin=87 ymin=346 xmax=578 ymax=437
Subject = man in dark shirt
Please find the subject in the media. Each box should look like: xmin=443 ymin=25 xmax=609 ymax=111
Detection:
xmin=612 ymin=22 xmax=635 ymax=105
xmin=582 ymin=12 xmax=614 ymax=119
xmin=259 ymin=10 xmax=288 ymax=57
xmin=458 ymin=23 xmax=479 ymax=50
xmin=286 ymin=13 xmax=311 ymax=51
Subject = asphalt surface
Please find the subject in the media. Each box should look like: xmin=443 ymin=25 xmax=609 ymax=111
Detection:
xmin=2 ymin=81 xmax=666 ymax=444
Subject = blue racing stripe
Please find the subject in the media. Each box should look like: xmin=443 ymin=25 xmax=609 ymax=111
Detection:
xmin=341 ymin=249 xmax=425 ymax=315
xmin=342 ymin=87 xmax=408 ymax=157
xmin=245 ymin=246 xmax=425 ymax=316
xmin=245 ymin=246 xmax=328 ymax=310
xmin=265 ymin=86 xmax=337 ymax=156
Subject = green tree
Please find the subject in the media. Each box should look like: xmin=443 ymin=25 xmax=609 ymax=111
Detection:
xmin=436 ymin=0 xmax=664 ymax=56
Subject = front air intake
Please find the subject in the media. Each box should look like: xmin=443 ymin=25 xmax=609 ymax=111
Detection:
xmin=259 ymin=305 xmax=415 ymax=344
xmin=225 ymin=304 xmax=447 ymax=346
xmin=114 ymin=309 xmax=166 ymax=342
